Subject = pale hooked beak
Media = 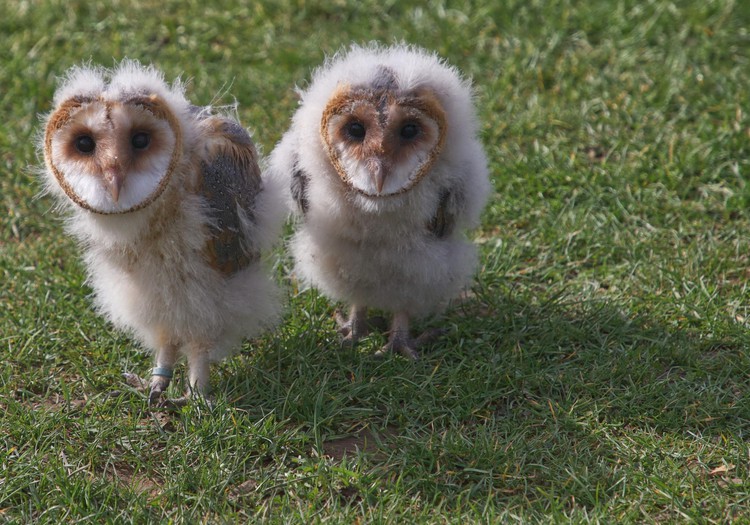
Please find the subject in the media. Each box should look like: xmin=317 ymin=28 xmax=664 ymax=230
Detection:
xmin=368 ymin=158 xmax=389 ymax=194
xmin=103 ymin=168 xmax=125 ymax=203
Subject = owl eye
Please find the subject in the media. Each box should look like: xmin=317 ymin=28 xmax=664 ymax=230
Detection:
xmin=345 ymin=122 xmax=366 ymax=141
xmin=131 ymin=132 xmax=150 ymax=150
xmin=74 ymin=135 xmax=96 ymax=154
xmin=400 ymin=123 xmax=420 ymax=140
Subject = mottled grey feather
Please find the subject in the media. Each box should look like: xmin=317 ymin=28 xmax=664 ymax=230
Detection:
xmin=215 ymin=119 xmax=254 ymax=146
xmin=428 ymin=189 xmax=458 ymax=238
xmin=199 ymin=116 xmax=263 ymax=275
xmin=291 ymin=156 xmax=310 ymax=215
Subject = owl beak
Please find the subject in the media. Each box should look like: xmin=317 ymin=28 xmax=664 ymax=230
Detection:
xmin=374 ymin=170 xmax=386 ymax=194
xmin=104 ymin=168 xmax=125 ymax=203
xmin=369 ymin=160 xmax=388 ymax=194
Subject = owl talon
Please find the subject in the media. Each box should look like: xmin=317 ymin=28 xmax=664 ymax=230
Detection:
xmin=335 ymin=307 xmax=369 ymax=345
xmin=148 ymin=392 xmax=163 ymax=407
xmin=397 ymin=344 xmax=421 ymax=360
xmin=148 ymin=374 xmax=172 ymax=407
xmin=375 ymin=327 xmax=447 ymax=360
xmin=336 ymin=306 xmax=390 ymax=346
xmin=154 ymin=393 xmax=214 ymax=411
xmin=375 ymin=337 xmax=420 ymax=360
xmin=123 ymin=372 xmax=148 ymax=391
xmin=334 ymin=310 xmax=356 ymax=338
xmin=108 ymin=372 xmax=148 ymax=398
xmin=148 ymin=386 xmax=165 ymax=407
xmin=156 ymin=396 xmax=189 ymax=410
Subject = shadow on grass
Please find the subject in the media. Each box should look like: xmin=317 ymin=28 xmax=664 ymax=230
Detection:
xmin=221 ymin=285 xmax=750 ymax=510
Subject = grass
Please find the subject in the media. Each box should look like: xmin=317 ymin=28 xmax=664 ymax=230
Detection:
xmin=2 ymin=0 xmax=750 ymax=522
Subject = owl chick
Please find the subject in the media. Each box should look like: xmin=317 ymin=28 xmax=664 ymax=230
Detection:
xmin=42 ymin=60 xmax=283 ymax=405
xmin=268 ymin=44 xmax=491 ymax=359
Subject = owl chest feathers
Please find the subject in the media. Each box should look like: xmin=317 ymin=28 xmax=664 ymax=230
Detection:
xmin=79 ymin=167 xmax=256 ymax=287
xmin=296 ymin=151 xmax=459 ymax=246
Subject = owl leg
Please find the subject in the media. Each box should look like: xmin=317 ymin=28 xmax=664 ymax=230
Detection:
xmin=375 ymin=311 xmax=420 ymax=360
xmin=148 ymin=342 xmax=179 ymax=407
xmin=335 ymin=305 xmax=369 ymax=344
xmin=186 ymin=349 xmax=211 ymax=398
xmin=156 ymin=345 xmax=212 ymax=409
xmin=375 ymin=313 xmax=446 ymax=359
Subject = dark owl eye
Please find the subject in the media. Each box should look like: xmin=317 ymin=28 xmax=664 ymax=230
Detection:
xmin=131 ymin=132 xmax=150 ymax=150
xmin=400 ymin=123 xmax=420 ymax=140
xmin=74 ymin=135 xmax=96 ymax=154
xmin=345 ymin=122 xmax=366 ymax=141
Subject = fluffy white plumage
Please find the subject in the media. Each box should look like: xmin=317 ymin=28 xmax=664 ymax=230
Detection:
xmin=268 ymin=43 xmax=491 ymax=358
xmin=42 ymin=60 xmax=284 ymax=404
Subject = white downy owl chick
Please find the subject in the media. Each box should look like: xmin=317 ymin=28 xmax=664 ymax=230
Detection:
xmin=268 ymin=44 xmax=491 ymax=359
xmin=42 ymin=60 xmax=283 ymax=405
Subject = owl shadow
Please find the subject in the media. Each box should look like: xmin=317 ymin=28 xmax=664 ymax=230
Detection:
xmin=218 ymin=288 xmax=749 ymax=505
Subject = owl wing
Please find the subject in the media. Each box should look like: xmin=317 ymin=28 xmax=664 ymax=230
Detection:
xmin=428 ymin=188 xmax=462 ymax=238
xmin=290 ymin=154 xmax=310 ymax=215
xmin=196 ymin=113 xmax=263 ymax=276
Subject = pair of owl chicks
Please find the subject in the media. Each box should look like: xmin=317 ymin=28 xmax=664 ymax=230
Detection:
xmin=41 ymin=44 xmax=491 ymax=406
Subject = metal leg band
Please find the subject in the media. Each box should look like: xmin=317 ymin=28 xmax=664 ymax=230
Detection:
xmin=151 ymin=367 xmax=173 ymax=379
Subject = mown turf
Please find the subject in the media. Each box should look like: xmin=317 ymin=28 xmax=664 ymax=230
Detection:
xmin=2 ymin=0 xmax=750 ymax=522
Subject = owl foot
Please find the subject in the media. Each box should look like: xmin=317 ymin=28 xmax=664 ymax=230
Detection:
xmin=150 ymin=382 xmax=214 ymax=411
xmin=374 ymin=323 xmax=447 ymax=360
xmin=122 ymin=372 xmax=148 ymax=391
xmin=116 ymin=359 xmax=211 ymax=410
xmin=374 ymin=334 xmax=421 ymax=360
xmin=153 ymin=395 xmax=189 ymax=410
xmin=148 ymin=372 xmax=173 ymax=408
xmin=107 ymin=372 xmax=147 ymax=399
xmin=155 ymin=392 xmax=214 ymax=411
xmin=335 ymin=306 xmax=386 ymax=345
xmin=149 ymin=392 xmax=213 ymax=411
xmin=116 ymin=370 xmax=184 ymax=409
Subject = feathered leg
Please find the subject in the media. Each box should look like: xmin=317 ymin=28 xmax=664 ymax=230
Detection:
xmin=375 ymin=311 xmax=446 ymax=359
xmin=148 ymin=344 xmax=212 ymax=409
xmin=335 ymin=305 xmax=369 ymax=345
xmin=186 ymin=346 xmax=211 ymax=397
xmin=122 ymin=331 xmax=180 ymax=406
xmin=126 ymin=336 xmax=213 ymax=408
xmin=376 ymin=311 xmax=419 ymax=360
xmin=148 ymin=340 xmax=179 ymax=406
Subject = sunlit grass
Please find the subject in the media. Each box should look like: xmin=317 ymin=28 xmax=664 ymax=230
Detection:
xmin=2 ymin=0 xmax=749 ymax=522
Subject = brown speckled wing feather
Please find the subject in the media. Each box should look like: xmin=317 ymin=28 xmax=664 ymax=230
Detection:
xmin=290 ymin=154 xmax=310 ymax=215
xmin=428 ymin=189 xmax=456 ymax=238
xmin=197 ymin=114 xmax=263 ymax=276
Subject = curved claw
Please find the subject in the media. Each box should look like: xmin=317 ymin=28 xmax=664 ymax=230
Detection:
xmin=148 ymin=375 xmax=171 ymax=407
xmin=375 ymin=327 xmax=448 ymax=360
xmin=156 ymin=396 xmax=189 ymax=410
xmin=148 ymin=385 xmax=165 ymax=407
xmin=335 ymin=309 xmax=352 ymax=337
xmin=396 ymin=342 xmax=420 ymax=360
xmin=335 ymin=306 xmax=369 ymax=345
xmin=375 ymin=338 xmax=420 ymax=360
xmin=123 ymin=372 xmax=148 ymax=391
xmin=156 ymin=394 xmax=214 ymax=411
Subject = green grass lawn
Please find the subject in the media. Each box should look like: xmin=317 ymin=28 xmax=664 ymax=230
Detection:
xmin=2 ymin=0 xmax=750 ymax=522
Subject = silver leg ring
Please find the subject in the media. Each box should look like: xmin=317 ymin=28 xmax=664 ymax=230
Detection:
xmin=151 ymin=367 xmax=173 ymax=379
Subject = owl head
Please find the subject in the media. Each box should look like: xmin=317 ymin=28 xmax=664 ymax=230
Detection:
xmin=42 ymin=60 xmax=188 ymax=214
xmin=298 ymin=43 xmax=476 ymax=198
